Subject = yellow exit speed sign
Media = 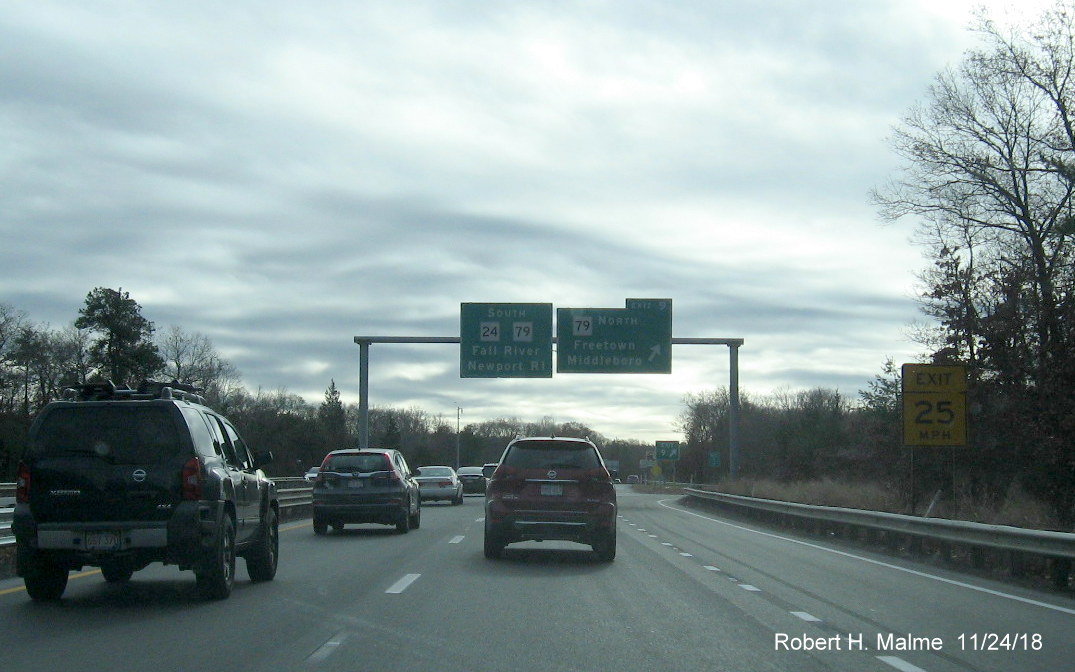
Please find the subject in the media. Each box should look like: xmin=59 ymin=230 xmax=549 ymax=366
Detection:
xmin=902 ymin=364 xmax=968 ymax=447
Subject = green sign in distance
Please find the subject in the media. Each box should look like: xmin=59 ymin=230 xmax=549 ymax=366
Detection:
xmin=655 ymin=440 xmax=680 ymax=460
xmin=460 ymin=303 xmax=553 ymax=378
xmin=556 ymin=298 xmax=672 ymax=373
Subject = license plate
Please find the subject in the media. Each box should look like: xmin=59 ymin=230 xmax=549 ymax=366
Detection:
xmin=84 ymin=531 xmax=121 ymax=551
xmin=540 ymin=484 xmax=563 ymax=496
xmin=347 ymin=480 xmax=365 ymax=488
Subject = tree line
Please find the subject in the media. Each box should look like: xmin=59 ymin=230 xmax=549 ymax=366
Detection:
xmin=0 ymin=289 xmax=651 ymax=480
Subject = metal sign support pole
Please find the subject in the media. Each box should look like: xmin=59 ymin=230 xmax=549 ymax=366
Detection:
xmin=354 ymin=335 xmax=744 ymax=466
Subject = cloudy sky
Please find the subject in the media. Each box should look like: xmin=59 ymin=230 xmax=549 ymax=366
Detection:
xmin=0 ymin=1 xmax=1042 ymax=442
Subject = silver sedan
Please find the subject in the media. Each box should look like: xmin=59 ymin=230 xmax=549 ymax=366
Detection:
xmin=414 ymin=466 xmax=464 ymax=505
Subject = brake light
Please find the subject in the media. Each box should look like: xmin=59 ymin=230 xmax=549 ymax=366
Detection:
xmin=16 ymin=462 xmax=30 ymax=503
xmin=586 ymin=467 xmax=612 ymax=482
xmin=181 ymin=457 xmax=203 ymax=500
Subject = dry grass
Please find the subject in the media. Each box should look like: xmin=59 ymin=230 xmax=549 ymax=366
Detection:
xmin=695 ymin=478 xmax=1061 ymax=530
xmin=705 ymin=478 xmax=903 ymax=513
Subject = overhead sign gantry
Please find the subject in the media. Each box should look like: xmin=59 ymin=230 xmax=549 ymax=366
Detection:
xmin=355 ymin=298 xmax=745 ymax=475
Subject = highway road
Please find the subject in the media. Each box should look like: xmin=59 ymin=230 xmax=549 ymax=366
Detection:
xmin=1 ymin=487 xmax=1072 ymax=672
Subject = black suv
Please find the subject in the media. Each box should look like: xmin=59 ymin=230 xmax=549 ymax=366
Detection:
xmin=484 ymin=436 xmax=617 ymax=561
xmin=13 ymin=380 xmax=279 ymax=601
xmin=312 ymin=449 xmax=421 ymax=534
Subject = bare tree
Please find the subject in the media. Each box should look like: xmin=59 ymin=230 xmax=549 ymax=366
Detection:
xmin=873 ymin=3 xmax=1075 ymax=525
xmin=157 ymin=325 xmax=241 ymax=396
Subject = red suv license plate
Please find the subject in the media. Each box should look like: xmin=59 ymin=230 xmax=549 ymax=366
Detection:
xmin=84 ymin=531 xmax=121 ymax=551
xmin=540 ymin=483 xmax=563 ymax=496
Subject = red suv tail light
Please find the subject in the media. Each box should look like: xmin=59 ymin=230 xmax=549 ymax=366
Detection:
xmin=491 ymin=464 xmax=519 ymax=480
xmin=181 ymin=456 xmax=203 ymax=500
xmin=585 ymin=467 xmax=612 ymax=482
xmin=16 ymin=461 xmax=30 ymax=503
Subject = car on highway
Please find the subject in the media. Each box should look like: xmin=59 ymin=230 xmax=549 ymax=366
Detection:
xmin=484 ymin=436 xmax=617 ymax=561
xmin=457 ymin=466 xmax=487 ymax=494
xmin=312 ymin=448 xmax=421 ymax=534
xmin=13 ymin=380 xmax=279 ymax=601
xmin=482 ymin=463 xmax=498 ymax=478
xmin=414 ymin=465 xmax=463 ymax=504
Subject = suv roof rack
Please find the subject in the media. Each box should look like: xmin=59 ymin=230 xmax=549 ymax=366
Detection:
xmin=62 ymin=379 xmax=209 ymax=406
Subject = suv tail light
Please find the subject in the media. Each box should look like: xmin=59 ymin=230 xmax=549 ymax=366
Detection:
xmin=491 ymin=464 xmax=519 ymax=480
xmin=16 ymin=461 xmax=30 ymax=503
xmin=181 ymin=457 xmax=203 ymax=500
xmin=585 ymin=467 xmax=612 ymax=482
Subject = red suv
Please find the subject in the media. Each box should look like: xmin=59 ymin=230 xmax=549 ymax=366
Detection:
xmin=484 ymin=436 xmax=617 ymax=561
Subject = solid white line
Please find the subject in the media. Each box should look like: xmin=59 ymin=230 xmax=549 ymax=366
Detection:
xmin=877 ymin=655 xmax=928 ymax=672
xmin=658 ymin=498 xmax=1075 ymax=616
xmin=791 ymin=611 xmax=821 ymax=622
xmin=307 ymin=631 xmax=349 ymax=663
xmin=449 ymin=535 xmax=465 ymax=544
xmin=385 ymin=573 xmax=421 ymax=594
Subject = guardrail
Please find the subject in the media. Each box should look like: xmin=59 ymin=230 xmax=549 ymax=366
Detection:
xmin=0 ymin=479 xmax=313 ymax=548
xmin=684 ymin=488 xmax=1075 ymax=589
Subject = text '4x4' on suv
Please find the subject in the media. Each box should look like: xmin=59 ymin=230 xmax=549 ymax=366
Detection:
xmin=484 ymin=436 xmax=617 ymax=561
xmin=13 ymin=381 xmax=279 ymax=601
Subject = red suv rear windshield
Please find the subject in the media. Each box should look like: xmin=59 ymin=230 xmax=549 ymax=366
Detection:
xmin=502 ymin=440 xmax=600 ymax=470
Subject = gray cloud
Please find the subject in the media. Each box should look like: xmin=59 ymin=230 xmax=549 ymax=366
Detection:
xmin=1 ymin=0 xmax=995 ymax=441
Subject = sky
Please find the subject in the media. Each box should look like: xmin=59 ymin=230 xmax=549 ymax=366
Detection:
xmin=0 ymin=0 xmax=1046 ymax=443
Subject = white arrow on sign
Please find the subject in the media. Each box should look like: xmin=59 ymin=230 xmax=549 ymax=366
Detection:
xmin=648 ymin=344 xmax=661 ymax=361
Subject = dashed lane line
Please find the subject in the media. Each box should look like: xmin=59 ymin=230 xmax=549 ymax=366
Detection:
xmin=384 ymin=573 xmax=421 ymax=594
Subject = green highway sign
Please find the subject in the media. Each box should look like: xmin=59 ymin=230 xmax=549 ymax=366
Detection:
xmin=655 ymin=440 xmax=680 ymax=460
xmin=460 ymin=303 xmax=553 ymax=378
xmin=556 ymin=298 xmax=672 ymax=373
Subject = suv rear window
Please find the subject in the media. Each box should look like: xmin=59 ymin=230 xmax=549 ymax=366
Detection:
xmin=31 ymin=406 xmax=182 ymax=464
xmin=502 ymin=440 xmax=600 ymax=470
xmin=323 ymin=453 xmax=390 ymax=473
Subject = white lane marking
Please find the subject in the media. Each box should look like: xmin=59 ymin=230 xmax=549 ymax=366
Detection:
xmin=791 ymin=611 xmax=821 ymax=622
xmin=476 ymin=517 xmax=485 ymax=522
xmin=740 ymin=585 xmax=761 ymax=592
xmin=703 ymin=565 xmax=721 ymax=572
xmin=385 ymin=573 xmax=421 ymax=594
xmin=307 ymin=631 xmax=349 ymax=663
xmin=680 ymin=552 xmax=694 ymax=557
xmin=658 ymin=499 xmax=1075 ymax=616
xmin=661 ymin=542 xmax=674 ymax=547
xmin=449 ymin=535 xmax=465 ymax=544
xmin=877 ymin=656 xmax=928 ymax=672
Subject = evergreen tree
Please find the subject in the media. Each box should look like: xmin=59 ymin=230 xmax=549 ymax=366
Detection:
xmin=74 ymin=287 xmax=163 ymax=386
